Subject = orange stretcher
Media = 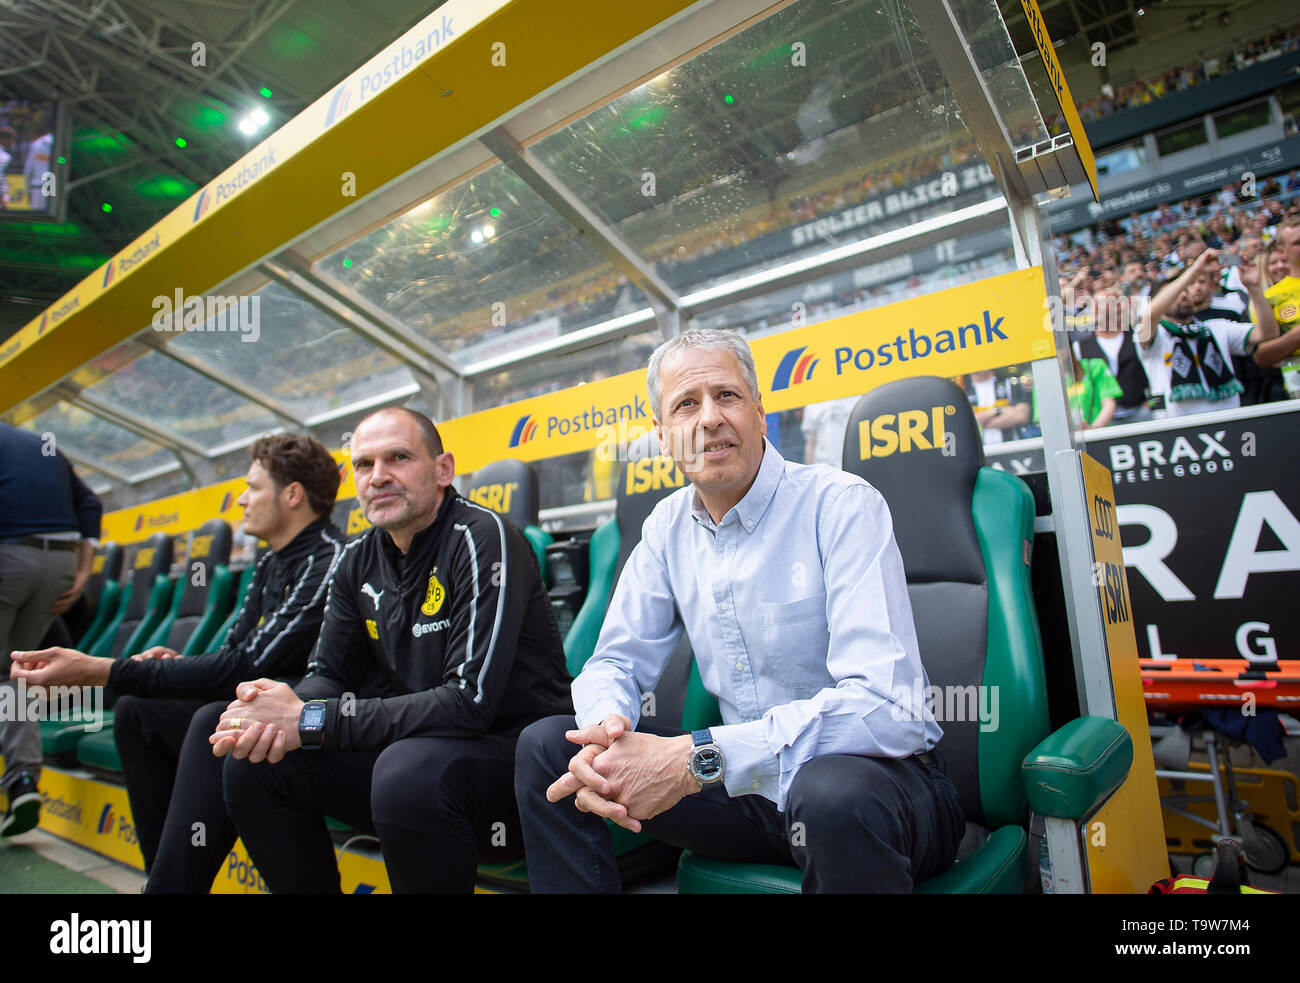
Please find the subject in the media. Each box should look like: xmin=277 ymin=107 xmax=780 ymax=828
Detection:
xmin=1140 ymin=659 xmax=1300 ymax=712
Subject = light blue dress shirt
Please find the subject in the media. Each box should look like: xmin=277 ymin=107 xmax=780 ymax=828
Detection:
xmin=572 ymin=439 xmax=943 ymax=809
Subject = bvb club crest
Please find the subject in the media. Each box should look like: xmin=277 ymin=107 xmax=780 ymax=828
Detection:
xmin=422 ymin=571 xmax=445 ymax=616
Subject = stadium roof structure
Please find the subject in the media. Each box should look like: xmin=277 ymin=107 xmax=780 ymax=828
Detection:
xmin=1 ymin=0 xmax=1086 ymax=507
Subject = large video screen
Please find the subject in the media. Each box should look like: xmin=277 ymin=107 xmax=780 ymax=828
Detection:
xmin=1 ymin=98 xmax=66 ymax=223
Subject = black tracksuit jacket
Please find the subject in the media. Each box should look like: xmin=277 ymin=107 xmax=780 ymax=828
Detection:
xmin=107 ymin=517 xmax=347 ymax=701
xmin=295 ymin=489 xmax=572 ymax=751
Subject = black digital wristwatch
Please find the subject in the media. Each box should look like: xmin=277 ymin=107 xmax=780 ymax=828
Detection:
xmin=298 ymin=700 xmax=327 ymax=750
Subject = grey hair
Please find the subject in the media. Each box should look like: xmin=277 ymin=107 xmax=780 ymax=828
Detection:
xmin=646 ymin=328 xmax=761 ymax=419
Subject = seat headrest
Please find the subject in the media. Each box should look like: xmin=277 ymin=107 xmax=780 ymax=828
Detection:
xmin=843 ymin=376 xmax=985 ymax=584
xmin=124 ymin=533 xmax=174 ymax=619
xmin=188 ymin=519 xmax=233 ymax=569
xmin=179 ymin=520 xmax=233 ymax=616
xmin=95 ymin=542 xmax=123 ymax=582
xmin=615 ymin=434 xmax=688 ymax=582
xmin=465 ymin=459 xmax=541 ymax=528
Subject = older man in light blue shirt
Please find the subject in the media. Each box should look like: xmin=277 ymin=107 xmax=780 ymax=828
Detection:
xmin=514 ymin=329 xmax=965 ymax=892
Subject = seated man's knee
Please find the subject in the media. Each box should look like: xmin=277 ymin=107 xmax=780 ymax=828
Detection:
xmin=221 ymin=754 xmax=276 ymax=808
xmin=788 ymin=755 xmax=898 ymax=834
xmin=514 ymin=715 xmax=576 ymax=784
xmin=371 ymin=742 xmax=442 ymax=828
xmin=113 ymin=695 xmax=145 ymax=735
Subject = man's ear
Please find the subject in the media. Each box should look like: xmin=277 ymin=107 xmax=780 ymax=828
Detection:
xmin=437 ymin=451 xmax=456 ymax=488
xmin=655 ymin=419 xmax=669 ymax=458
xmin=756 ymin=400 xmax=768 ymax=438
xmin=282 ymin=481 xmax=306 ymax=509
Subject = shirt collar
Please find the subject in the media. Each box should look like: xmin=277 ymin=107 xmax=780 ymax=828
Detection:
xmin=689 ymin=438 xmax=784 ymax=533
xmin=274 ymin=515 xmax=334 ymax=562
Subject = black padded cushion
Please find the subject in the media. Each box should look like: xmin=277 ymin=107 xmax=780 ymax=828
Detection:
xmin=465 ymin=459 xmax=541 ymax=529
xmin=178 ymin=519 xmax=233 ymax=618
xmin=842 ymin=376 xmax=990 ymax=825
xmin=111 ymin=533 xmax=173 ymax=658
xmin=843 ymin=376 xmax=986 ymax=585
xmin=85 ymin=542 xmax=123 ymax=618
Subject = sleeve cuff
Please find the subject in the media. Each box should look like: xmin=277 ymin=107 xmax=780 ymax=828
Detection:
xmin=571 ymin=673 xmax=642 ymax=731
xmin=712 ymin=719 xmax=782 ymax=805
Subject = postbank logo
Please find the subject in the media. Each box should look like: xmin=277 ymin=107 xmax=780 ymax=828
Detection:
xmin=193 ymin=187 xmax=213 ymax=223
xmin=190 ymin=534 xmax=213 ymax=559
xmin=134 ymin=547 xmax=157 ymax=570
xmin=324 ymin=84 xmax=354 ymax=127
xmin=220 ymin=491 xmax=234 ymax=513
xmin=509 ymin=415 xmax=539 ymax=448
xmin=365 ymin=618 xmax=379 ymax=640
xmin=771 ymin=346 xmax=819 ymax=391
xmin=857 ymin=405 xmax=956 ymax=459
xmin=97 ymin=804 xmax=115 ymax=835
xmin=102 ymin=260 xmax=116 ymax=288
xmin=91 ymin=554 xmax=106 ymax=575
xmin=133 ymin=514 xmax=145 ymax=532
xmin=422 ymin=572 xmax=445 ymax=616
xmin=38 ymin=312 xmax=47 ymax=335
xmin=323 ymin=14 xmax=455 ymax=129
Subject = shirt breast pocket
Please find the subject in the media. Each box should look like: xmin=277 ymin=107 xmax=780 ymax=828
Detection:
xmin=752 ymin=592 xmax=832 ymax=693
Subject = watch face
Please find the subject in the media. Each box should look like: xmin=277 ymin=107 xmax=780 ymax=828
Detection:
xmin=693 ymin=746 xmax=723 ymax=781
xmin=301 ymin=704 xmax=326 ymax=730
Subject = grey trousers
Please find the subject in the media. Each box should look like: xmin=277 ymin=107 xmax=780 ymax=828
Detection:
xmin=0 ymin=543 xmax=77 ymax=790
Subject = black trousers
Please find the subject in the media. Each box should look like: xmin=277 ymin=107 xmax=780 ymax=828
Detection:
xmin=515 ymin=715 xmax=967 ymax=893
xmin=114 ymin=697 xmax=239 ymax=893
xmin=222 ymin=732 xmax=523 ymax=893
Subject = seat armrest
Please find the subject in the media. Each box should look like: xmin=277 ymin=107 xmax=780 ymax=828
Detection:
xmin=1021 ymin=716 xmax=1133 ymax=820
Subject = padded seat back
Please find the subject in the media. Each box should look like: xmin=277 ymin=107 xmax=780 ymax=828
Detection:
xmin=465 ymin=459 xmax=551 ymax=578
xmin=84 ymin=542 xmax=122 ymax=619
xmin=160 ymin=520 xmax=234 ymax=652
xmin=843 ymin=376 xmax=1049 ymax=831
xmin=102 ymin=533 xmax=173 ymax=659
xmin=77 ymin=542 xmax=124 ymax=650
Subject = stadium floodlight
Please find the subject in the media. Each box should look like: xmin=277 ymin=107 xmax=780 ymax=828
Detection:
xmin=238 ymin=117 xmax=257 ymax=135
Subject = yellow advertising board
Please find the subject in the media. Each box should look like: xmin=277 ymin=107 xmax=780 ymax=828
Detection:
xmin=1019 ymin=0 xmax=1100 ymax=201
xmin=29 ymin=765 xmax=394 ymax=893
xmin=1078 ymin=452 xmax=1167 ymax=892
xmin=97 ymin=267 xmax=1050 ymax=543
xmin=96 ymin=267 xmax=1050 ymax=544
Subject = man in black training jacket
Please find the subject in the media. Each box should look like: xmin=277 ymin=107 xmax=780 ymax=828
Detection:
xmin=211 ymin=407 xmax=571 ymax=893
xmin=12 ymin=434 xmax=344 ymax=891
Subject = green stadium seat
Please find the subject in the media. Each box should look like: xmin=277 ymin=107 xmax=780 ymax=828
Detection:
xmin=676 ymin=376 xmax=1131 ymax=894
xmin=77 ymin=522 xmax=236 ymax=773
xmin=41 ymin=533 xmax=174 ymax=759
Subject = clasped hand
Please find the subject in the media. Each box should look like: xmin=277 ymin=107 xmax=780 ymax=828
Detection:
xmin=545 ymin=715 xmax=698 ymax=833
xmin=208 ymin=678 xmax=304 ymax=764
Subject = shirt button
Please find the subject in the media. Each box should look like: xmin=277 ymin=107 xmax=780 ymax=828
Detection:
xmin=752 ymin=781 xmax=761 ymax=790
xmin=745 ymin=520 xmax=754 ymax=528
xmin=719 ymin=602 xmax=730 ymax=614
xmin=736 ymin=661 xmax=746 ymax=671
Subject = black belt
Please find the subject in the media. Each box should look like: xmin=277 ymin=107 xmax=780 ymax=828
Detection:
xmin=0 ymin=535 xmax=80 ymax=552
